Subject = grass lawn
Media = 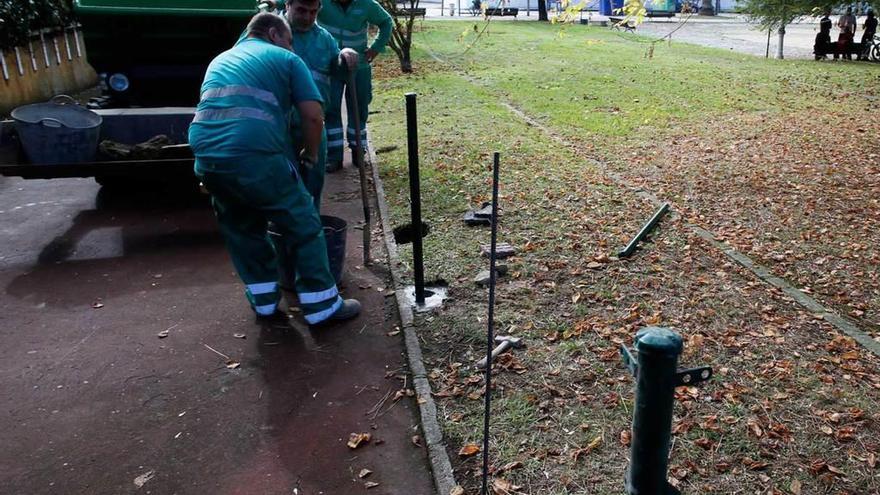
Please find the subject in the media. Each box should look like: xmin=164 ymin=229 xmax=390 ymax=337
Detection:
xmin=369 ymin=21 xmax=880 ymax=494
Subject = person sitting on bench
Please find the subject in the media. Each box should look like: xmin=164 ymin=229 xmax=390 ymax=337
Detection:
xmin=814 ymin=9 xmax=833 ymax=59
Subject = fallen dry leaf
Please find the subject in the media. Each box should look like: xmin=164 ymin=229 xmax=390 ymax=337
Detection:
xmin=233 ymin=333 xmax=246 ymax=339
xmin=225 ymin=360 xmax=240 ymax=369
xmin=133 ymin=470 xmax=155 ymax=487
xmin=496 ymin=461 xmax=523 ymax=473
xmin=157 ymin=330 xmax=169 ymax=338
xmin=571 ymin=436 xmax=602 ymax=461
xmin=412 ymin=435 xmax=422 ymax=447
xmin=92 ymin=301 xmax=104 ymax=309
xmin=619 ymin=430 xmax=631 ymax=447
xmin=358 ymin=468 xmax=372 ymax=479
xmin=393 ymin=388 xmax=415 ymax=402
xmin=365 ymin=481 xmax=380 ymax=489
xmin=790 ymin=479 xmax=802 ymax=495
xmin=459 ymin=443 xmax=481 ymax=458
xmin=491 ymin=478 xmax=522 ymax=494
xmin=450 ymin=487 xmax=465 ymax=495
xmin=347 ymin=432 xmax=372 ymax=449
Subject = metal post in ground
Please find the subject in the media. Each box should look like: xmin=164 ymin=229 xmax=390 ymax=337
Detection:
xmin=405 ymin=93 xmax=426 ymax=305
xmin=620 ymin=327 xmax=712 ymax=495
xmin=480 ymin=151 xmax=501 ymax=495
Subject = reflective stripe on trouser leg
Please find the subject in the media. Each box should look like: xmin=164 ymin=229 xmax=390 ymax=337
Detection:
xmin=326 ymin=77 xmax=346 ymax=163
xmin=346 ymin=64 xmax=373 ymax=152
xmin=196 ymin=154 xmax=338 ymax=322
xmin=247 ymin=281 xmax=280 ymax=315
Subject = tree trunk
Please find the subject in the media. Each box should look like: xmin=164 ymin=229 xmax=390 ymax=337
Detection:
xmin=400 ymin=50 xmax=413 ymax=73
xmin=537 ymin=0 xmax=548 ymax=20
xmin=776 ymin=25 xmax=785 ymax=59
xmin=698 ymin=0 xmax=714 ymax=15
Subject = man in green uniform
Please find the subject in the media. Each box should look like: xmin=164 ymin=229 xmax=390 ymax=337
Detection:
xmin=281 ymin=0 xmax=359 ymax=210
xmin=190 ymin=12 xmax=360 ymax=325
xmin=317 ymin=0 xmax=392 ymax=172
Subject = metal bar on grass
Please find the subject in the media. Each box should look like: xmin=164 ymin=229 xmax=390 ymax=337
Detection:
xmin=480 ymin=152 xmax=501 ymax=495
xmin=618 ymin=202 xmax=669 ymax=258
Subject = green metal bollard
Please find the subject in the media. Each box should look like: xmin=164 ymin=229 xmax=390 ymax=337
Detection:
xmin=620 ymin=327 xmax=712 ymax=495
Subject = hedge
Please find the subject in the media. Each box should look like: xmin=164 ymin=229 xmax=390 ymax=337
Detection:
xmin=0 ymin=0 xmax=75 ymax=50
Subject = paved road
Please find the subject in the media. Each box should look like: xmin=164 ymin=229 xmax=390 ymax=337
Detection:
xmin=419 ymin=9 xmax=875 ymax=60
xmin=0 ymin=164 xmax=434 ymax=494
xmin=634 ymin=15 xmax=824 ymax=59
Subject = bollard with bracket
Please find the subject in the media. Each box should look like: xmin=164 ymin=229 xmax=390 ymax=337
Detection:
xmin=620 ymin=327 xmax=712 ymax=495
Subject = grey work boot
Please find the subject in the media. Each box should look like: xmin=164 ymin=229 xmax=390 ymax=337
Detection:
xmin=314 ymin=299 xmax=361 ymax=327
xmin=326 ymin=160 xmax=343 ymax=173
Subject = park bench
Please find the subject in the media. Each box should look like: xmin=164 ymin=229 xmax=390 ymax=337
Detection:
xmin=608 ymin=16 xmax=636 ymax=32
xmin=645 ymin=10 xmax=676 ymax=17
xmin=396 ymin=7 xmax=427 ymax=17
xmin=814 ymin=39 xmax=867 ymax=60
xmin=484 ymin=7 xmax=519 ymax=16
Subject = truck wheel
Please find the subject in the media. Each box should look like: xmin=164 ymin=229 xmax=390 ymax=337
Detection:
xmin=94 ymin=176 xmax=130 ymax=189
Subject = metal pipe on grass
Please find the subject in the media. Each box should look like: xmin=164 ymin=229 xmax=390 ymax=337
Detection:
xmin=618 ymin=202 xmax=669 ymax=258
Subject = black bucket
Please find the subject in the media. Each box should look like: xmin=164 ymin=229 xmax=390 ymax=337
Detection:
xmin=270 ymin=215 xmax=347 ymax=290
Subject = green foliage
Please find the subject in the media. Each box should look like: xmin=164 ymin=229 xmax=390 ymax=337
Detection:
xmin=740 ymin=0 xmax=811 ymax=31
xmin=0 ymin=0 xmax=75 ymax=50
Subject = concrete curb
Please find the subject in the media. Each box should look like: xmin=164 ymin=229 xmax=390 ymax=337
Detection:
xmin=366 ymin=140 xmax=458 ymax=495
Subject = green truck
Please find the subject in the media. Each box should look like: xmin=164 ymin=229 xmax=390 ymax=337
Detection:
xmin=0 ymin=1 xmax=263 ymax=182
xmin=74 ymin=0 xmax=258 ymax=106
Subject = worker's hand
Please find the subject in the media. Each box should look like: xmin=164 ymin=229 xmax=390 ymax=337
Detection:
xmin=365 ymin=48 xmax=379 ymax=63
xmin=339 ymin=48 xmax=359 ymax=70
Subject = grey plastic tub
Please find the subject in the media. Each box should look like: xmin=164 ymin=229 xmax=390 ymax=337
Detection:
xmin=11 ymin=95 xmax=102 ymax=165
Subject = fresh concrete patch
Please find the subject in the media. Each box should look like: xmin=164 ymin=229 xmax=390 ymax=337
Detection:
xmin=367 ymin=141 xmax=459 ymax=495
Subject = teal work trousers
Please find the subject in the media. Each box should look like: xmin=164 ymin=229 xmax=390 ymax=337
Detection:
xmin=326 ymin=64 xmax=372 ymax=163
xmin=195 ymin=154 xmax=342 ymax=324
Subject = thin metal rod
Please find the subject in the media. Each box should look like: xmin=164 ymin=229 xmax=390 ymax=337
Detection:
xmin=618 ymin=202 xmax=669 ymax=258
xmin=346 ymin=71 xmax=372 ymax=265
xmin=405 ymin=92 xmax=425 ymax=304
xmin=481 ymin=151 xmax=501 ymax=495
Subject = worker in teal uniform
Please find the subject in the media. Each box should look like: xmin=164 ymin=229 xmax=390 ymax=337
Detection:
xmin=190 ymin=12 xmax=360 ymax=325
xmin=317 ymin=0 xmax=392 ymax=172
xmin=268 ymin=0 xmax=360 ymax=210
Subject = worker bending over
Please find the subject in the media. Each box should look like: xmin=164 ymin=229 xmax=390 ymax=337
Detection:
xmin=190 ymin=12 xmax=360 ymax=325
